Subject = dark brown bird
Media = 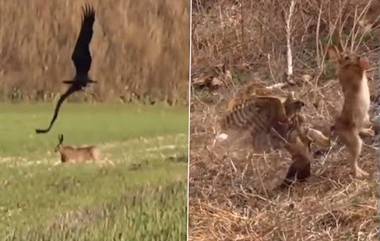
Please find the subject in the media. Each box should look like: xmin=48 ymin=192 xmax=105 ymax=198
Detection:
xmin=36 ymin=5 xmax=96 ymax=134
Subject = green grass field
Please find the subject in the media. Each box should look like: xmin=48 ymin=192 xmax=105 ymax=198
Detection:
xmin=0 ymin=103 xmax=188 ymax=240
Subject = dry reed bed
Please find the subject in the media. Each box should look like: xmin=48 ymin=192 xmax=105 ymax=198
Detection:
xmin=190 ymin=0 xmax=379 ymax=240
xmin=0 ymin=0 xmax=189 ymax=103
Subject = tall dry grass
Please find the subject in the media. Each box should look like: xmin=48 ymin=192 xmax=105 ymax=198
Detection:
xmin=0 ymin=0 xmax=189 ymax=104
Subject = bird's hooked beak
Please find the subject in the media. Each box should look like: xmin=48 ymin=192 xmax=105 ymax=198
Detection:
xmin=62 ymin=80 xmax=75 ymax=84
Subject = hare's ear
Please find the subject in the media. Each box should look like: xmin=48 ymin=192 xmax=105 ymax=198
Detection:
xmin=305 ymin=135 xmax=313 ymax=151
xmin=327 ymin=45 xmax=341 ymax=63
xmin=58 ymin=134 xmax=64 ymax=144
xmin=359 ymin=57 xmax=370 ymax=70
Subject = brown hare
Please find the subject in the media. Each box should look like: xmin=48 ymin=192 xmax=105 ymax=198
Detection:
xmin=328 ymin=46 xmax=374 ymax=178
xmin=55 ymin=134 xmax=101 ymax=164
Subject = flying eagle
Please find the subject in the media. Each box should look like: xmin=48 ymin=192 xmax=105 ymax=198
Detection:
xmin=36 ymin=4 xmax=96 ymax=134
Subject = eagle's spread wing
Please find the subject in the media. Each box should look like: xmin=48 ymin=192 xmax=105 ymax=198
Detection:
xmin=35 ymin=5 xmax=95 ymax=134
xmin=72 ymin=4 xmax=95 ymax=76
xmin=35 ymin=86 xmax=80 ymax=134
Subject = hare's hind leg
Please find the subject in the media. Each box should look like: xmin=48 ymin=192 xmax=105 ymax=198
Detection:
xmin=339 ymin=128 xmax=369 ymax=178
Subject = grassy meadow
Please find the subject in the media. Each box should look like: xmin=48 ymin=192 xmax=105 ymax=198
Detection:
xmin=0 ymin=0 xmax=190 ymax=239
xmin=0 ymin=103 xmax=188 ymax=240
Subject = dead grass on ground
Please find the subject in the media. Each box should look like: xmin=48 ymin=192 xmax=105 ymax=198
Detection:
xmin=190 ymin=84 xmax=379 ymax=240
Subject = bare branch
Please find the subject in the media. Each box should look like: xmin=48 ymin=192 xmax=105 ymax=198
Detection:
xmin=285 ymin=0 xmax=297 ymax=80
